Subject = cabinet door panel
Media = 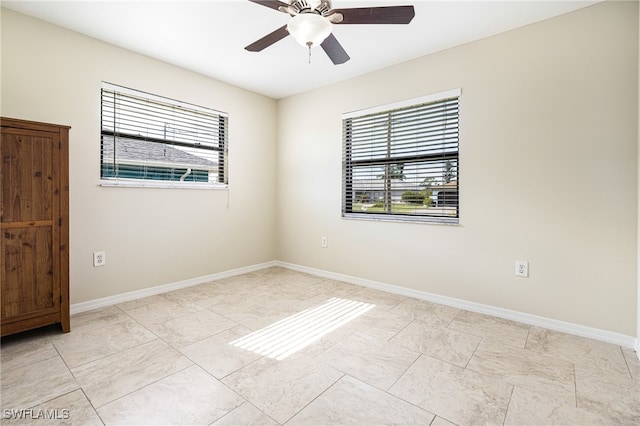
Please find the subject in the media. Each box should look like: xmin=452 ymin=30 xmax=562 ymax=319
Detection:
xmin=1 ymin=227 xmax=57 ymax=319
xmin=1 ymin=130 xmax=56 ymax=223
xmin=1 ymin=124 xmax=61 ymax=328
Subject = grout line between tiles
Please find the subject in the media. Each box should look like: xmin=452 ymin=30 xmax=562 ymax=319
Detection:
xmin=501 ymin=384 xmax=515 ymax=426
xmin=195 ymin=365 xmax=254 ymax=424
xmin=523 ymin=324 xmax=532 ymax=350
xmin=81 ymin=386 xmax=107 ymax=426
xmin=94 ymin=361 xmax=195 ymax=410
xmin=42 ymin=342 xmax=105 ymax=423
xmin=279 ymin=373 xmax=346 ymax=425
xmin=386 ymin=351 xmax=422 ymax=392
xmin=573 ymin=363 xmax=578 ymax=408
xmin=444 ymin=307 xmax=463 ymax=328
xmin=386 ymin=318 xmax=414 ymax=342
xmin=379 ymin=363 xmax=439 ymax=418
xmin=619 ymin=344 xmax=635 ymax=380
xmin=462 ymin=337 xmax=482 ymax=370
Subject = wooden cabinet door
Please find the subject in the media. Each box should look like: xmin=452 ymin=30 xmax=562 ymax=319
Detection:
xmin=1 ymin=120 xmax=69 ymax=335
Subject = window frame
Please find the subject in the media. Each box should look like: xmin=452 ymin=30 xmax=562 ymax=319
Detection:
xmin=342 ymin=89 xmax=461 ymax=225
xmin=100 ymin=82 xmax=228 ymax=190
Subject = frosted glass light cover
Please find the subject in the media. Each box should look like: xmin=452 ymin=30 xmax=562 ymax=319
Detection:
xmin=287 ymin=13 xmax=332 ymax=47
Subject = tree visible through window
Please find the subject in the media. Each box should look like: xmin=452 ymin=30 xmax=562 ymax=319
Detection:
xmin=100 ymin=82 xmax=228 ymax=187
xmin=342 ymin=90 xmax=460 ymax=224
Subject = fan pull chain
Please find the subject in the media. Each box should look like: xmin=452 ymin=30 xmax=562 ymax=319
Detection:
xmin=307 ymin=42 xmax=312 ymax=64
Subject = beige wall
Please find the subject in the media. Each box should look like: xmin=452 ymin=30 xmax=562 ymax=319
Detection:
xmin=277 ymin=1 xmax=638 ymax=336
xmin=1 ymin=8 xmax=278 ymax=304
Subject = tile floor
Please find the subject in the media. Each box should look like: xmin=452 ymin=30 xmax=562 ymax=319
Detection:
xmin=1 ymin=267 xmax=639 ymax=425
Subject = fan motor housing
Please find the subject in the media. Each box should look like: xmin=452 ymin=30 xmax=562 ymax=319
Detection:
xmin=292 ymin=0 xmax=332 ymax=16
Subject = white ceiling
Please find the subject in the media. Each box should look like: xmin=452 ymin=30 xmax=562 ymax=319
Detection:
xmin=3 ymin=0 xmax=601 ymax=99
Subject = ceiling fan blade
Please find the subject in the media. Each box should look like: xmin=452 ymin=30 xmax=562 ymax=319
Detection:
xmin=245 ymin=25 xmax=289 ymax=52
xmin=331 ymin=6 xmax=415 ymax=24
xmin=321 ymin=33 xmax=350 ymax=65
xmin=248 ymin=0 xmax=291 ymax=12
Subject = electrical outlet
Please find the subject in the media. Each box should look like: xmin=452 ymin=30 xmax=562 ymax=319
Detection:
xmin=321 ymin=236 xmax=328 ymax=248
xmin=93 ymin=251 xmax=106 ymax=267
xmin=515 ymin=260 xmax=528 ymax=278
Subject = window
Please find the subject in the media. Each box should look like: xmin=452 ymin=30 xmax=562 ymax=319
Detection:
xmin=100 ymin=82 xmax=228 ymax=188
xmin=342 ymin=89 xmax=460 ymax=224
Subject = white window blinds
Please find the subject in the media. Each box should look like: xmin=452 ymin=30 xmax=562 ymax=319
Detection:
xmin=100 ymin=82 xmax=228 ymax=187
xmin=342 ymin=90 xmax=460 ymax=224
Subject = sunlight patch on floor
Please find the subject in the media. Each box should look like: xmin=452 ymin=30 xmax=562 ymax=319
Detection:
xmin=229 ymin=297 xmax=375 ymax=360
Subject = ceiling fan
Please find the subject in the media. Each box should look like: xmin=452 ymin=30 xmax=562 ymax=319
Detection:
xmin=245 ymin=0 xmax=415 ymax=65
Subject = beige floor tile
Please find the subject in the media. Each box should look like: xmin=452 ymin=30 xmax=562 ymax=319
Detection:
xmin=350 ymin=287 xmax=408 ymax=311
xmin=165 ymin=282 xmax=227 ymax=305
xmin=115 ymin=293 xmax=170 ymax=311
xmin=97 ymin=365 xmax=244 ymax=425
xmin=263 ymin=276 xmax=325 ymax=297
xmin=196 ymin=287 xmax=268 ymax=316
xmin=447 ymin=310 xmax=530 ymax=348
xmin=389 ymin=355 xmax=512 ymax=426
xmin=70 ymin=305 xmax=131 ymax=333
xmin=574 ymin=350 xmax=633 ymax=387
xmin=305 ymin=279 xmax=364 ymax=298
xmin=226 ymin=296 xmax=375 ymax=361
xmin=180 ymin=326 xmax=263 ymax=379
xmin=262 ymin=270 xmax=326 ymax=289
xmin=261 ymin=286 xmax=322 ymax=304
xmin=146 ymin=309 xmax=238 ymax=348
xmin=504 ymin=386 xmax=614 ymax=426
xmin=225 ymin=274 xmax=290 ymax=294
xmin=317 ymin=331 xmax=420 ymax=390
xmin=430 ymin=416 xmax=457 ymax=426
xmin=345 ymin=307 xmax=413 ymax=341
xmin=526 ymin=326 xmax=629 ymax=374
xmin=294 ymin=323 xmax=357 ymax=359
xmin=218 ymin=295 xmax=323 ymax=331
xmin=466 ymin=342 xmax=575 ymax=400
xmin=118 ymin=295 xmax=203 ymax=326
xmin=1 ymin=356 xmax=79 ymax=410
xmin=1 ymin=334 xmax=58 ymax=373
xmin=212 ymin=402 xmax=278 ymax=426
xmin=222 ymin=353 xmax=343 ymax=424
xmin=390 ymin=320 xmax=481 ymax=367
xmin=224 ymin=291 xmax=336 ymax=328
xmin=215 ymin=272 xmax=263 ymax=285
xmin=1 ymin=389 xmax=102 ymax=426
xmin=71 ymin=339 xmax=192 ymax=408
xmin=389 ymin=298 xmax=461 ymax=327
xmin=575 ymin=361 xmax=640 ymax=424
xmin=214 ymin=274 xmax=272 ymax=291
xmin=52 ymin=318 xmax=157 ymax=368
xmin=288 ymin=375 xmax=435 ymax=425
xmin=622 ymin=348 xmax=640 ymax=379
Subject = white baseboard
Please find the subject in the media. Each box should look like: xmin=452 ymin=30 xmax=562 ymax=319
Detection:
xmin=71 ymin=259 xmax=637 ymax=350
xmin=276 ymin=261 xmax=637 ymax=349
xmin=70 ymin=261 xmax=278 ymax=315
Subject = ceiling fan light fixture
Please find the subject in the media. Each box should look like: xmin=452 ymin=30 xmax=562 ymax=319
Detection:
xmin=287 ymin=13 xmax=332 ymax=48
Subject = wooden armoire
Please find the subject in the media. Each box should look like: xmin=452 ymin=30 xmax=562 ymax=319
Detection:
xmin=1 ymin=117 xmax=70 ymax=336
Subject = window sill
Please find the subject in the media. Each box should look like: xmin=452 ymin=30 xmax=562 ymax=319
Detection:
xmin=100 ymin=179 xmax=228 ymax=190
xmin=342 ymin=212 xmax=459 ymax=226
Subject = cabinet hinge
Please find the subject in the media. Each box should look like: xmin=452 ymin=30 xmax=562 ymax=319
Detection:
xmin=59 ymin=218 xmax=62 ymax=226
